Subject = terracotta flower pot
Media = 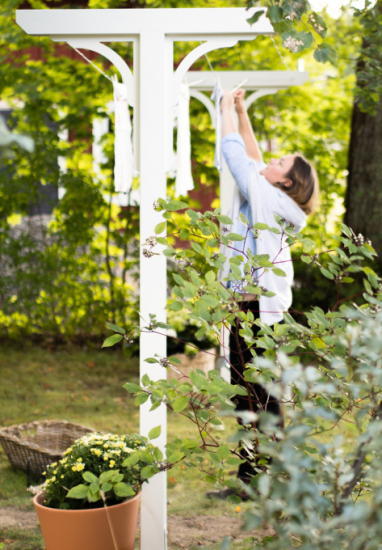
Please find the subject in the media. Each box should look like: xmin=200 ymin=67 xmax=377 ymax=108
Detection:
xmin=33 ymin=492 xmax=140 ymax=550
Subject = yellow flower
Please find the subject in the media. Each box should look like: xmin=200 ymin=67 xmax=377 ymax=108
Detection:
xmin=109 ymin=460 xmax=116 ymax=467
xmin=77 ymin=458 xmax=83 ymax=462
xmin=61 ymin=475 xmax=64 ymax=478
xmin=53 ymin=470 xmax=57 ymax=474
xmin=51 ymin=462 xmax=57 ymax=467
xmin=76 ymin=463 xmax=85 ymax=471
xmin=60 ymin=458 xmax=67 ymax=464
xmin=93 ymin=449 xmax=102 ymax=456
xmin=42 ymin=471 xmax=46 ymax=475
xmin=103 ymin=444 xmax=109 ymax=448
xmin=72 ymin=466 xmax=77 ymax=472
xmin=51 ymin=476 xmax=56 ymax=482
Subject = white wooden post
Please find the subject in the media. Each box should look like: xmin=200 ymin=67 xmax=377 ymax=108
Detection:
xmin=138 ymin=29 xmax=171 ymax=550
xmin=15 ymin=9 xmax=274 ymax=549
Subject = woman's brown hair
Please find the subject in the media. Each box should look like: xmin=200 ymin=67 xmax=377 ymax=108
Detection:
xmin=275 ymin=154 xmax=319 ymax=215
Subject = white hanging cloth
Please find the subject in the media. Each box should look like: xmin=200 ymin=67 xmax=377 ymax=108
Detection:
xmin=211 ymin=81 xmax=224 ymax=173
xmin=175 ymin=82 xmax=194 ymax=197
xmin=112 ymin=75 xmax=133 ymax=194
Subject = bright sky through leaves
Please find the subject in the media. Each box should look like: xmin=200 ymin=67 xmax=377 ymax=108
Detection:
xmin=310 ymin=0 xmax=376 ymax=18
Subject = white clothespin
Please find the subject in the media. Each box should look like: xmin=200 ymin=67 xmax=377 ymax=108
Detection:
xmin=230 ymin=78 xmax=249 ymax=94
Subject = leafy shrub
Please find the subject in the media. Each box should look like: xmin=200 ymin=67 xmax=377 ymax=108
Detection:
xmin=105 ymin=200 xmax=382 ymax=549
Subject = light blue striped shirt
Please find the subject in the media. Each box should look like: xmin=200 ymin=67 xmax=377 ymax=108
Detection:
xmin=221 ymin=133 xmax=265 ymax=290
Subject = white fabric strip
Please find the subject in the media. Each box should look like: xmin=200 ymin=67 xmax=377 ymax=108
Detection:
xmin=211 ymin=81 xmax=224 ymax=172
xmin=175 ymin=83 xmax=194 ymax=197
xmin=112 ymin=75 xmax=133 ymax=194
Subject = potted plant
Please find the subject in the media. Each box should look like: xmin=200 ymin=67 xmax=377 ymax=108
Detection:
xmin=33 ymin=432 xmax=162 ymax=550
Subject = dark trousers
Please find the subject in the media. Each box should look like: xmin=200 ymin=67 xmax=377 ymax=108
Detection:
xmin=229 ymin=301 xmax=283 ymax=479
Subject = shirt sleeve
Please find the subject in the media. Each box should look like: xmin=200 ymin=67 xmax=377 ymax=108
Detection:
xmin=221 ymin=133 xmax=254 ymax=201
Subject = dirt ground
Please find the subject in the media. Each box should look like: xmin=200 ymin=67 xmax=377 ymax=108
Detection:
xmin=0 ymin=507 xmax=272 ymax=549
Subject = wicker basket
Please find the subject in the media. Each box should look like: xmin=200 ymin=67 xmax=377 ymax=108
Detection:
xmin=0 ymin=420 xmax=97 ymax=477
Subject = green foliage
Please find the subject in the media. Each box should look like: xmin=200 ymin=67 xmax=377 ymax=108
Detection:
xmin=352 ymin=0 xmax=382 ymax=114
xmin=104 ymin=201 xmax=382 ymax=549
xmin=0 ymin=0 xmax=140 ymax=342
xmin=248 ymin=0 xmax=334 ymax=63
xmin=0 ymin=115 xmax=34 ymax=162
xmin=249 ymin=0 xmax=381 ymax=114
xmin=0 ymin=0 xmax=368 ymax=339
xmin=43 ymin=432 xmax=150 ymax=509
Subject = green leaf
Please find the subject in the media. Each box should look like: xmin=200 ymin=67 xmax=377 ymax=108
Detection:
xmin=216 ymin=445 xmax=231 ymax=461
xmin=169 ymin=301 xmax=182 ymax=312
xmin=173 ymin=274 xmax=185 ymax=286
xmin=163 ymin=248 xmax=175 ymax=257
xmin=106 ymin=322 xmax=125 ymax=334
xmin=142 ymin=374 xmax=150 ymax=386
xmin=191 ymin=242 xmax=203 ymax=254
xmin=180 ymin=229 xmax=190 ymax=239
xmin=114 ymin=482 xmax=135 ymax=497
xmin=272 ymin=267 xmax=287 ymax=277
xmin=253 ymin=222 xmax=269 ymax=230
xmin=67 ymin=484 xmax=89 ymax=499
xmin=154 ymin=222 xmax=166 ymax=234
xmin=311 ymin=337 xmax=326 ymax=349
xmin=156 ymin=237 xmax=168 ymax=246
xmin=102 ymin=334 xmax=124 ymax=348
xmin=308 ymin=11 xmax=327 ymax=38
xmin=301 ymin=254 xmax=313 ymax=264
xmin=206 ymin=238 xmax=219 ymax=248
xmin=140 ymin=466 xmax=157 ymax=479
xmin=320 ymin=267 xmax=334 ymax=280
xmin=145 ymin=358 xmax=158 ymax=364
xmin=153 ymin=447 xmax=163 ymax=462
xmin=205 ymin=271 xmax=216 ymax=284
xmin=314 ymin=43 xmax=338 ymax=65
xmin=186 ymin=209 xmax=199 ymax=220
xmin=282 ymin=0 xmax=309 ymax=20
xmin=83 ymin=471 xmax=99 ymax=484
xmin=148 ymin=425 xmax=161 ymax=440
xmin=101 ymin=482 xmax=112 ymax=492
xmin=268 ymin=4 xmax=284 ymax=23
xmin=87 ymin=489 xmax=101 ymax=502
xmin=226 ymin=233 xmax=245 ymax=242
xmin=100 ymin=470 xmax=119 ymax=482
xmin=135 ymin=393 xmax=149 ymax=406
xmin=217 ymin=215 xmax=233 ymax=224
xmin=89 ymin=482 xmax=100 ymax=495
xmin=168 ymin=356 xmax=182 ymax=364
xmin=247 ymin=9 xmax=265 ymax=25
xmin=281 ymin=31 xmax=313 ymax=53
xmin=165 ymin=200 xmax=188 ymax=211
xmin=123 ymin=382 xmax=141 ymax=393
xmin=172 ymin=395 xmax=189 ymax=413
xmin=168 ymin=451 xmax=184 ymax=464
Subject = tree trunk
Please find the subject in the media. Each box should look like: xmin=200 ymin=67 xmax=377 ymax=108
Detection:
xmin=345 ymin=0 xmax=382 ymax=259
xmin=345 ymin=100 xmax=382 ymax=257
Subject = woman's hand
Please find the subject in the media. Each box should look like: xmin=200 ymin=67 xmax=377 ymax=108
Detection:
xmin=220 ymin=90 xmax=233 ymax=112
xmin=234 ymin=89 xmax=246 ymax=116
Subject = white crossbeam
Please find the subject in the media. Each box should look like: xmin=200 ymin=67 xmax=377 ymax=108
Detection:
xmin=16 ymin=8 xmax=273 ymax=37
xmin=187 ymin=70 xmax=308 ymax=91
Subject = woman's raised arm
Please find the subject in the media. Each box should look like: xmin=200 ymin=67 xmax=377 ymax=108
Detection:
xmin=234 ymin=89 xmax=263 ymax=164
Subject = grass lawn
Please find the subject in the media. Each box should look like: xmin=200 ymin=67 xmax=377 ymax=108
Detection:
xmin=0 ymin=345 xmax=258 ymax=550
